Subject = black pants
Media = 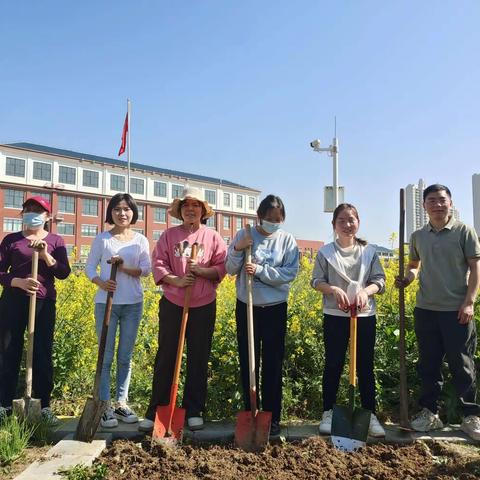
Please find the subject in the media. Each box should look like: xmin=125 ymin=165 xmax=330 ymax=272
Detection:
xmin=414 ymin=307 xmax=480 ymax=416
xmin=236 ymin=300 xmax=287 ymax=423
xmin=322 ymin=313 xmax=376 ymax=412
xmin=0 ymin=288 xmax=56 ymax=409
xmin=145 ymin=296 xmax=216 ymax=420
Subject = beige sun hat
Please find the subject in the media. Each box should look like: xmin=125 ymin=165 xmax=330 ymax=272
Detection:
xmin=169 ymin=186 xmax=214 ymax=221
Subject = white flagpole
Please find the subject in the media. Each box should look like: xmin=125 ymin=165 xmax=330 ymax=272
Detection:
xmin=127 ymin=98 xmax=131 ymax=194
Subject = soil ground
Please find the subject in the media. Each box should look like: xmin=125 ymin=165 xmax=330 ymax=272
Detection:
xmin=98 ymin=437 xmax=480 ymax=480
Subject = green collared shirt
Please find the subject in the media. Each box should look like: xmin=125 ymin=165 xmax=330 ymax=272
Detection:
xmin=410 ymin=217 xmax=480 ymax=311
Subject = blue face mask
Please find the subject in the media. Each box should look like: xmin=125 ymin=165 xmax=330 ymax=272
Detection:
xmin=261 ymin=220 xmax=282 ymax=234
xmin=23 ymin=212 xmax=46 ymax=228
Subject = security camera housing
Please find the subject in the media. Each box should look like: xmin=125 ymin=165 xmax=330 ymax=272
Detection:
xmin=310 ymin=139 xmax=321 ymax=151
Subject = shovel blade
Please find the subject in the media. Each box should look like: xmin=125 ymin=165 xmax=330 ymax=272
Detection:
xmin=12 ymin=397 xmax=42 ymax=423
xmin=74 ymin=398 xmax=108 ymax=442
xmin=331 ymin=404 xmax=371 ymax=452
xmin=151 ymin=405 xmax=185 ymax=446
xmin=234 ymin=410 xmax=272 ymax=452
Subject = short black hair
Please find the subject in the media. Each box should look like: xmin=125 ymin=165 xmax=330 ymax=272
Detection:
xmin=105 ymin=193 xmax=138 ymax=225
xmin=423 ymin=184 xmax=452 ymax=202
xmin=257 ymin=194 xmax=286 ymax=220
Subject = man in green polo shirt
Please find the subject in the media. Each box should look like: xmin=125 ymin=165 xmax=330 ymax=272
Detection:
xmin=396 ymin=184 xmax=480 ymax=440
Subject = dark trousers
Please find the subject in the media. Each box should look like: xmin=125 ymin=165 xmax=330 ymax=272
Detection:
xmin=145 ymin=296 xmax=216 ymax=420
xmin=414 ymin=307 xmax=480 ymax=416
xmin=236 ymin=300 xmax=287 ymax=423
xmin=0 ymin=288 xmax=56 ymax=408
xmin=322 ymin=313 xmax=376 ymax=412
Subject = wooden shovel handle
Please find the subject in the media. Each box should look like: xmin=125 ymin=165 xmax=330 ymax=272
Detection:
xmin=25 ymin=250 xmax=39 ymax=399
xmin=349 ymin=306 xmax=358 ymax=388
xmin=93 ymin=256 xmax=123 ymax=398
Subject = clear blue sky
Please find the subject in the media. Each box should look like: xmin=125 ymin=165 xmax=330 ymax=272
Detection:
xmin=1 ymin=1 xmax=479 ymax=246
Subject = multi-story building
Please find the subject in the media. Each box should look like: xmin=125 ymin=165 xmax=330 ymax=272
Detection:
xmin=473 ymin=174 xmax=480 ymax=235
xmin=0 ymin=142 xmax=260 ymax=261
xmin=405 ymin=178 xmax=460 ymax=239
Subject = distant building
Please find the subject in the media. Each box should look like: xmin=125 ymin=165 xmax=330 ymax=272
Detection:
xmin=405 ymin=178 xmax=460 ymax=239
xmin=0 ymin=142 xmax=260 ymax=261
xmin=473 ymin=174 xmax=480 ymax=235
xmin=372 ymin=244 xmax=395 ymax=261
xmin=296 ymin=239 xmax=324 ymax=259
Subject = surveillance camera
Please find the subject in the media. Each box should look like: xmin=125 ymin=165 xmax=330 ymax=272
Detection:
xmin=310 ymin=139 xmax=321 ymax=150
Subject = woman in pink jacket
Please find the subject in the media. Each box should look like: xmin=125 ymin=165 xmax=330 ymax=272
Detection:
xmin=139 ymin=187 xmax=226 ymax=432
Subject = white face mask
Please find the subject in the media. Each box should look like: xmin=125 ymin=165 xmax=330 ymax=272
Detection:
xmin=261 ymin=220 xmax=282 ymax=234
xmin=23 ymin=212 xmax=46 ymax=229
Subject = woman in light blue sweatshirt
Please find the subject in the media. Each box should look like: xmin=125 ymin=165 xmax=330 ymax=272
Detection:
xmin=226 ymin=194 xmax=299 ymax=436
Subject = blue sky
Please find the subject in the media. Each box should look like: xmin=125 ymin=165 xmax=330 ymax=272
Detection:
xmin=1 ymin=1 xmax=479 ymax=245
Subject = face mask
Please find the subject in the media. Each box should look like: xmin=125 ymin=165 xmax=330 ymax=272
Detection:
xmin=23 ymin=212 xmax=46 ymax=228
xmin=261 ymin=220 xmax=282 ymax=234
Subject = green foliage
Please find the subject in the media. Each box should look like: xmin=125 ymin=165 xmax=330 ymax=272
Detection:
xmin=58 ymin=463 xmax=107 ymax=480
xmin=49 ymin=256 xmax=480 ymax=421
xmin=0 ymin=416 xmax=34 ymax=466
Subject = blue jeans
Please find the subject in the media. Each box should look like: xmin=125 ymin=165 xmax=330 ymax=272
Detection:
xmin=94 ymin=302 xmax=143 ymax=403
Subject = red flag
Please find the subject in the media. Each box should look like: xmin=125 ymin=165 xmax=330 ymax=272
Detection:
xmin=118 ymin=112 xmax=128 ymax=156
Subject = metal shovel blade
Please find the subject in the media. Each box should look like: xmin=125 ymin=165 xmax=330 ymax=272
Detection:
xmin=151 ymin=405 xmax=185 ymax=446
xmin=74 ymin=398 xmax=108 ymax=442
xmin=234 ymin=410 xmax=272 ymax=452
xmin=331 ymin=404 xmax=371 ymax=452
xmin=12 ymin=397 xmax=42 ymax=423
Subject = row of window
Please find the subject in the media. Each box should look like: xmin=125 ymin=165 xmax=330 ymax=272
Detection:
xmin=5 ymin=157 xmax=256 ymax=208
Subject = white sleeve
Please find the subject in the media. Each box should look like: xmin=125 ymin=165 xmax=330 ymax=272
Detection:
xmin=85 ymin=235 xmax=103 ymax=280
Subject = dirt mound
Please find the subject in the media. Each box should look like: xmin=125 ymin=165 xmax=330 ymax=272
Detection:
xmin=98 ymin=437 xmax=480 ymax=480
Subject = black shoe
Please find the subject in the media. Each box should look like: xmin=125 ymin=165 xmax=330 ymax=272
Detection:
xmin=270 ymin=421 xmax=281 ymax=436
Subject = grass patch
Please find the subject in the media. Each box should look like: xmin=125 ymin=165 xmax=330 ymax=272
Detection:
xmin=58 ymin=463 xmax=107 ymax=480
xmin=0 ymin=415 xmax=35 ymax=466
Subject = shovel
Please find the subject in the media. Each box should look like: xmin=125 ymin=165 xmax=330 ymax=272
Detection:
xmin=234 ymin=224 xmax=272 ymax=452
xmin=75 ymin=256 xmax=123 ymax=442
xmin=151 ymin=243 xmax=198 ymax=446
xmin=12 ymin=248 xmax=42 ymax=422
xmin=331 ymin=305 xmax=371 ymax=452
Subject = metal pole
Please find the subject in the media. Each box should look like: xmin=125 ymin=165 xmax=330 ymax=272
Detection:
xmin=332 ymin=136 xmax=339 ymax=208
xmin=127 ymin=98 xmax=131 ymax=194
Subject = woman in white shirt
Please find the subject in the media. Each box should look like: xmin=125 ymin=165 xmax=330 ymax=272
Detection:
xmin=85 ymin=193 xmax=151 ymax=428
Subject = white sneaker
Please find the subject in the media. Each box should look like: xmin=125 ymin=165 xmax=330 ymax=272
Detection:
xmin=41 ymin=407 xmax=60 ymax=426
xmin=100 ymin=407 xmax=118 ymax=428
xmin=461 ymin=415 xmax=480 ymax=441
xmin=114 ymin=404 xmax=138 ymax=424
xmin=187 ymin=416 xmax=204 ymax=431
xmin=318 ymin=409 xmax=333 ymax=435
xmin=410 ymin=408 xmax=444 ymax=432
xmin=369 ymin=414 xmax=386 ymax=437
xmin=138 ymin=418 xmax=154 ymax=432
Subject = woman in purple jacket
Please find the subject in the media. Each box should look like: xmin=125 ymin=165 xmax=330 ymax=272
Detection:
xmin=0 ymin=196 xmax=71 ymax=424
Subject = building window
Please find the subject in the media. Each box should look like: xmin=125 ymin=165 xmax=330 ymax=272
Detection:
xmin=82 ymin=199 xmax=98 ymax=216
xmin=170 ymin=216 xmax=182 ymax=225
xmin=57 ymin=223 xmax=75 ymax=235
xmin=4 ymin=189 xmax=24 ymax=208
xmin=6 ymin=157 xmax=25 ymax=177
xmin=223 ymin=236 xmax=230 ymax=245
xmin=206 ymin=216 xmax=215 ymax=228
xmin=223 ymin=215 xmax=231 ymax=229
xmin=236 ymin=217 xmax=243 ymax=230
xmin=154 ymin=181 xmax=167 ymax=197
xmin=33 ymin=161 xmax=52 ymax=181
xmin=171 ymin=184 xmax=184 ymax=199
xmin=248 ymin=197 xmax=256 ymax=210
xmin=205 ymin=190 xmax=216 ymax=205
xmin=58 ymin=195 xmax=75 ymax=213
xmin=65 ymin=245 xmax=75 ymax=257
xmin=31 ymin=191 xmax=51 ymax=202
xmin=154 ymin=207 xmax=167 ymax=223
xmin=137 ymin=204 xmax=144 ymax=221
xmin=110 ymin=174 xmax=125 ymax=192
xmin=130 ymin=178 xmax=145 ymax=195
xmin=223 ymin=192 xmax=231 ymax=207
xmin=59 ymin=166 xmax=76 ymax=185
xmin=132 ymin=228 xmax=144 ymax=235
xmin=3 ymin=218 xmax=22 ymax=232
xmin=247 ymin=218 xmax=255 ymax=227
xmin=153 ymin=230 xmax=163 ymax=241
xmin=81 ymin=224 xmax=98 ymax=237
xmin=236 ymin=195 xmax=243 ymax=209
xmin=83 ymin=170 xmax=99 ymax=188
xmin=80 ymin=245 xmax=91 ymax=259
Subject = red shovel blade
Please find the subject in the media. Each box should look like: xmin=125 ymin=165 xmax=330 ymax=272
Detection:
xmin=234 ymin=410 xmax=272 ymax=452
xmin=151 ymin=405 xmax=186 ymax=446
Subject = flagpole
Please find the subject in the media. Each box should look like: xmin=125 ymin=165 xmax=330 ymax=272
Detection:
xmin=127 ymin=98 xmax=131 ymax=194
